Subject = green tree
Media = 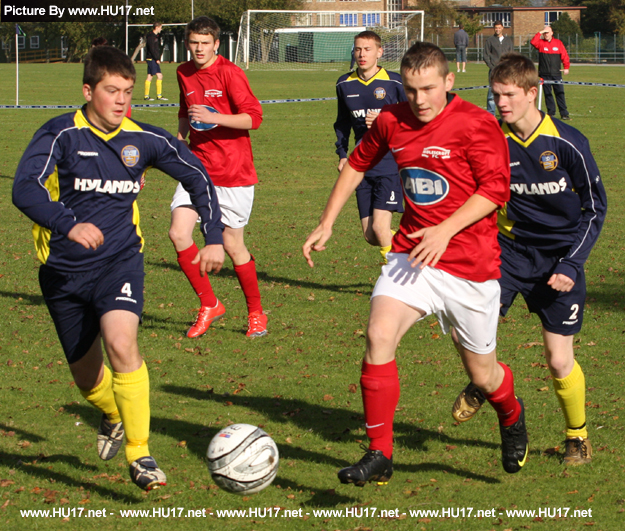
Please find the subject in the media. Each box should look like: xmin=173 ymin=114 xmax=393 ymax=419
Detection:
xmin=417 ymin=0 xmax=458 ymax=37
xmin=456 ymin=13 xmax=484 ymax=38
xmin=571 ymin=0 xmax=625 ymax=34
xmin=551 ymin=12 xmax=583 ymax=38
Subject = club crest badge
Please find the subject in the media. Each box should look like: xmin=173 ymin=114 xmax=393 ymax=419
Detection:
xmin=121 ymin=145 xmax=140 ymax=167
xmin=539 ymin=151 xmax=558 ymax=171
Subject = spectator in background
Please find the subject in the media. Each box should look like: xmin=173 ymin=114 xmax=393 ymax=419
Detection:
xmin=144 ymin=22 xmax=167 ymax=101
xmin=531 ymin=25 xmax=571 ymax=120
xmin=454 ymin=24 xmax=469 ymax=73
xmin=483 ymin=20 xmax=513 ymax=115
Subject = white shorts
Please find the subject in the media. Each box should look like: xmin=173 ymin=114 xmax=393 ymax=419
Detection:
xmin=170 ymin=183 xmax=254 ymax=229
xmin=371 ymin=253 xmax=500 ymax=354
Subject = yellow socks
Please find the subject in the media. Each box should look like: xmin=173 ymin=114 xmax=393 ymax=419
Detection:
xmin=156 ymin=79 xmax=163 ymax=98
xmin=113 ymin=362 xmax=151 ymax=464
xmin=144 ymin=79 xmax=151 ymax=98
xmin=553 ymin=360 xmax=588 ymax=439
xmin=380 ymin=244 xmax=392 ymax=264
xmin=80 ymin=365 xmax=121 ymax=424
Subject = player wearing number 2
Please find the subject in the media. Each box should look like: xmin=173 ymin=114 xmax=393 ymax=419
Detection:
xmin=12 ymin=46 xmax=224 ymax=491
xmin=451 ymin=53 xmax=607 ymax=466
xmin=169 ymin=16 xmax=267 ymax=339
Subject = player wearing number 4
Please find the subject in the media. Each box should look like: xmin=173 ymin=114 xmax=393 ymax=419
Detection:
xmin=451 ymin=53 xmax=607 ymax=466
xmin=170 ymin=16 xmax=267 ymax=339
xmin=334 ymin=31 xmax=406 ymax=264
xmin=305 ymin=42 xmax=528 ymax=486
xmin=12 ymin=46 xmax=224 ymax=491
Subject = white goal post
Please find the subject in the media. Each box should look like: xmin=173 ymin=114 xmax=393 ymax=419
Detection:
xmin=235 ymin=10 xmax=424 ymax=71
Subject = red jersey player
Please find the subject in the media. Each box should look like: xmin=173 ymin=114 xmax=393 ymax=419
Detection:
xmin=169 ymin=16 xmax=267 ymax=339
xmin=303 ymin=42 xmax=528 ymax=485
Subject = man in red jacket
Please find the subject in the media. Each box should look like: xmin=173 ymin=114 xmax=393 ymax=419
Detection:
xmin=531 ymin=25 xmax=570 ymax=120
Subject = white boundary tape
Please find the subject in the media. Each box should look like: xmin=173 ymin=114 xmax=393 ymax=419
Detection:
xmin=1 ymin=83 xmax=623 ymax=109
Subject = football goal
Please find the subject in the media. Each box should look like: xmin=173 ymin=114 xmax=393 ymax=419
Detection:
xmin=235 ymin=10 xmax=424 ymax=71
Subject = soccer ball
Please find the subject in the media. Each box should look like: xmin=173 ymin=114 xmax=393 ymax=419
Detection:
xmin=189 ymin=105 xmax=219 ymax=131
xmin=207 ymin=424 xmax=279 ymax=494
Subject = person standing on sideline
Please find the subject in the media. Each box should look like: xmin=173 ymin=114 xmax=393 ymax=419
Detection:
xmin=451 ymin=52 xmax=605 ymax=466
xmin=12 ymin=46 xmax=224 ymax=491
xmin=170 ymin=16 xmax=268 ymax=339
xmin=334 ymin=31 xmax=406 ymax=264
xmin=144 ymin=22 xmax=167 ymax=101
xmin=484 ymin=20 xmax=513 ymax=115
xmin=304 ymin=42 xmax=528 ymax=487
xmin=531 ymin=25 xmax=571 ymax=120
xmin=454 ymin=24 xmax=469 ymax=73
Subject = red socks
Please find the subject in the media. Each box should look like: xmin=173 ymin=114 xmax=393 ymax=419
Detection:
xmin=361 ymin=360 xmax=400 ymax=459
xmin=234 ymin=255 xmax=262 ymax=314
xmin=483 ymin=362 xmax=521 ymax=426
xmin=177 ymin=243 xmax=217 ymax=308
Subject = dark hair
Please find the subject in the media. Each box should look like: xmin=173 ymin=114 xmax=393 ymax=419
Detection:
xmin=83 ymin=46 xmax=136 ymax=89
xmin=494 ymin=20 xmax=504 ymax=28
xmin=354 ymin=30 xmax=381 ymax=47
xmin=458 ymin=23 xmax=464 ymax=30
xmin=400 ymin=41 xmax=449 ymax=78
xmin=153 ymin=22 xmax=162 ymax=29
xmin=185 ymin=16 xmax=220 ymax=42
xmin=91 ymin=36 xmax=108 ymax=47
xmin=491 ymin=52 xmax=539 ymax=93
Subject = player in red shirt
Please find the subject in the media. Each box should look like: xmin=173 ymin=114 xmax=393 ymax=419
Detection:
xmin=169 ymin=16 xmax=267 ymax=339
xmin=304 ymin=42 xmax=528 ymax=485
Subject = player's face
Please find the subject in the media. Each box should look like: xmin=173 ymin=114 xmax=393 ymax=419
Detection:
xmin=543 ymin=28 xmax=553 ymax=41
xmin=186 ymin=33 xmax=220 ymax=69
xmin=494 ymin=24 xmax=503 ymax=36
xmin=354 ymin=37 xmax=383 ymax=74
xmin=492 ymin=82 xmax=538 ymax=126
xmin=402 ymin=66 xmax=454 ymax=124
xmin=83 ymin=74 xmax=133 ymax=132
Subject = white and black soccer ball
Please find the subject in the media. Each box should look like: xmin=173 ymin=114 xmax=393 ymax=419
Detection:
xmin=207 ymin=424 xmax=279 ymax=494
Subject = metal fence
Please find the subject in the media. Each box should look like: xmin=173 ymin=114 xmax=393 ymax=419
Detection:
xmin=428 ymin=33 xmax=625 ymax=65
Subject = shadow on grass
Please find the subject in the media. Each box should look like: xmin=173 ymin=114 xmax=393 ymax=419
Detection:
xmin=0 ymin=290 xmax=45 ymax=306
xmin=63 ymin=403 xmax=360 ymax=507
xmin=145 ymin=260 xmax=372 ymax=294
xmin=0 ymin=450 xmax=140 ymax=503
xmin=0 ymin=424 xmax=46 ymax=443
xmin=160 ymin=386 xmax=508 ymax=484
xmin=0 ymin=174 xmax=14 ymax=180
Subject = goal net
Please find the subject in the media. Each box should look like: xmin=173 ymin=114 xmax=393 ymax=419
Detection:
xmin=235 ymin=10 xmax=424 ymax=71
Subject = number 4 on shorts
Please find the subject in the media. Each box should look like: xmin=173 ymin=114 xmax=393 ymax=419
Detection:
xmin=121 ymin=282 xmax=132 ymax=297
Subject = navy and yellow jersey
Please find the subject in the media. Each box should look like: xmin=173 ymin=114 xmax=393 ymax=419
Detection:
xmin=334 ymin=67 xmax=406 ymax=178
xmin=498 ymin=114 xmax=607 ymax=282
xmin=13 ymin=107 xmax=223 ymax=273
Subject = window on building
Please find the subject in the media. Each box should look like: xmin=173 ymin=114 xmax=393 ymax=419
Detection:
xmin=363 ymin=13 xmax=381 ymax=26
xmin=387 ymin=0 xmax=402 ymax=9
xmin=544 ymin=11 xmax=562 ymax=25
xmin=17 ymin=35 xmax=25 ymax=49
xmin=318 ymin=13 xmax=335 ymax=26
xmin=30 ymin=36 xmax=40 ymax=49
xmin=340 ymin=13 xmax=359 ymax=26
xmin=481 ymin=12 xmax=511 ymax=28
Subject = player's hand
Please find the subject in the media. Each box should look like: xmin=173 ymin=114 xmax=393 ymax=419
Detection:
xmin=547 ymin=273 xmax=574 ymax=292
xmin=193 ymin=244 xmax=225 ymax=276
xmin=563 ymin=68 xmax=570 ymax=75
xmin=68 ymin=223 xmax=104 ymax=250
xmin=303 ymin=225 xmax=333 ymax=268
xmin=365 ymin=110 xmax=380 ymax=129
xmin=188 ymin=104 xmax=219 ymax=125
xmin=337 ymin=158 xmax=348 ymax=172
xmin=406 ymin=224 xmax=453 ymax=269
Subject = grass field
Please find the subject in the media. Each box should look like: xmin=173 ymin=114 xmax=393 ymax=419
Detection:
xmin=1 ymin=60 xmax=624 ymax=531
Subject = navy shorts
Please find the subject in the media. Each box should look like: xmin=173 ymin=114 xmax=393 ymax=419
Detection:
xmin=39 ymin=250 xmax=145 ymax=364
xmin=498 ymin=235 xmax=585 ymax=335
xmin=146 ymin=59 xmax=161 ymax=76
xmin=355 ymin=174 xmax=404 ymax=219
